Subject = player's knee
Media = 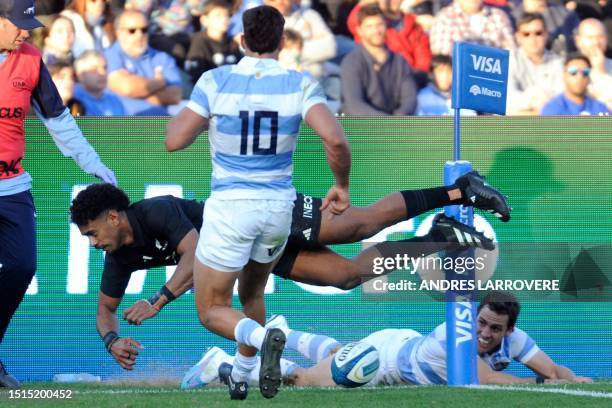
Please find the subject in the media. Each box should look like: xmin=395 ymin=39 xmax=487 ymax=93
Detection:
xmin=334 ymin=265 xmax=363 ymax=290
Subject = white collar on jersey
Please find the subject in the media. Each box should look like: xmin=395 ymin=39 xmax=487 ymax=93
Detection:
xmin=238 ymin=56 xmax=281 ymax=69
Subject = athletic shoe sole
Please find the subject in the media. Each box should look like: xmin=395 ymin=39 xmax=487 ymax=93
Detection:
xmin=259 ymin=328 xmax=286 ymax=399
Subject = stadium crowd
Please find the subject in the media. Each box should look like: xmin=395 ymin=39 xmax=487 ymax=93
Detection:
xmin=26 ymin=0 xmax=612 ymax=116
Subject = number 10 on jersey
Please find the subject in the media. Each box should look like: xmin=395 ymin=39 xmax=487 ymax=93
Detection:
xmin=239 ymin=110 xmax=279 ymax=155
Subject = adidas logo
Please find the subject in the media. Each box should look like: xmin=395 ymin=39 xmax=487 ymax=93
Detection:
xmin=24 ymin=6 xmax=35 ymax=15
xmin=470 ymin=195 xmax=477 ymax=203
xmin=302 ymin=228 xmax=311 ymax=240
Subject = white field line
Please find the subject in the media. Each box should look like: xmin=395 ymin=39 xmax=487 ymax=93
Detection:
xmin=468 ymin=384 xmax=612 ymax=399
xmin=10 ymin=382 xmax=611 ymax=397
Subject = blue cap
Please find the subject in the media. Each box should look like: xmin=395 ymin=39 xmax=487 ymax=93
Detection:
xmin=2 ymin=0 xmax=43 ymax=30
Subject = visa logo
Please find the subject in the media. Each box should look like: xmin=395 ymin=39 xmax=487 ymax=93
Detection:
xmin=470 ymin=54 xmax=502 ymax=74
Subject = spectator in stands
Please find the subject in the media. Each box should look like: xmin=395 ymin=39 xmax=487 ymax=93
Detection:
xmin=266 ymin=0 xmax=337 ymax=79
xmin=540 ymin=53 xmax=609 ymax=115
xmin=416 ymin=54 xmax=476 ymax=115
xmin=48 ymin=62 xmax=86 ymax=116
xmin=105 ymin=10 xmax=183 ymax=115
xmin=511 ymin=0 xmax=580 ymax=55
xmin=74 ymin=50 xmax=127 ymax=115
xmin=42 ymin=15 xmax=75 ymax=65
xmin=429 ymin=0 xmax=514 ymax=56
xmin=61 ymin=0 xmax=117 ymax=57
xmin=348 ymin=0 xmax=432 ymax=75
xmin=148 ymin=1 xmax=194 ymax=68
xmin=574 ymin=18 xmax=612 ymax=111
xmin=507 ymin=12 xmax=564 ymax=115
xmin=340 ymin=4 xmax=418 ymax=115
xmin=185 ymin=0 xmax=241 ymax=85
xmin=278 ymin=29 xmax=305 ymax=71
xmin=31 ymin=0 xmax=67 ymax=49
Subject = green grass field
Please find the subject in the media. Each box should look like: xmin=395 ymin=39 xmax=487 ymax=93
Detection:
xmin=1 ymin=382 xmax=611 ymax=407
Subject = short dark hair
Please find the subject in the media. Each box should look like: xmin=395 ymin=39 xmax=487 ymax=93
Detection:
xmin=516 ymin=12 xmax=546 ymax=31
xmin=478 ymin=291 xmax=521 ymax=329
xmin=357 ymin=4 xmax=384 ymax=25
xmin=47 ymin=60 xmax=74 ymax=74
xmin=70 ymin=183 xmax=130 ymax=226
xmin=242 ymin=5 xmax=284 ymax=54
xmin=565 ymin=52 xmax=591 ymax=68
xmin=431 ymin=54 xmax=452 ymax=71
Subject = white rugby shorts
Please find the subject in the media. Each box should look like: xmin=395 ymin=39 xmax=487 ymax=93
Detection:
xmin=195 ymin=197 xmax=294 ymax=272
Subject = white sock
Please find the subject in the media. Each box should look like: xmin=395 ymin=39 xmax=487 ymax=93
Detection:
xmin=286 ymin=330 xmax=341 ymax=363
xmin=247 ymin=357 xmax=300 ymax=384
xmin=234 ymin=318 xmax=267 ymax=350
xmin=231 ymin=351 xmax=258 ymax=383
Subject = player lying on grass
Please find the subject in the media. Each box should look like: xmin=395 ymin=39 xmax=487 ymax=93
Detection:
xmin=182 ymin=292 xmax=592 ymax=388
xmin=69 ymin=172 xmax=510 ymax=370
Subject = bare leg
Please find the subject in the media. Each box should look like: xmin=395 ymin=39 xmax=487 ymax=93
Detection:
xmin=289 ymin=235 xmax=448 ymax=290
xmin=237 ymin=259 xmax=276 ymax=357
xmin=318 ymin=189 xmax=462 ymax=244
xmin=193 ymin=259 xmax=243 ymax=339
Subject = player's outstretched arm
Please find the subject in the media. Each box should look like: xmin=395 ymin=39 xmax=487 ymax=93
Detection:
xmin=97 ymin=292 xmax=142 ymax=370
xmin=165 ymin=107 xmax=209 ymax=152
xmin=305 ymin=103 xmax=351 ymax=215
xmin=477 ymin=358 xmax=533 ymax=384
xmin=123 ymin=229 xmax=199 ymax=325
xmin=525 ymin=350 xmax=593 ymax=383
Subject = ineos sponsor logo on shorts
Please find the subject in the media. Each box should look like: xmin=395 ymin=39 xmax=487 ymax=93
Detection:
xmin=302 ymin=195 xmax=313 ymax=219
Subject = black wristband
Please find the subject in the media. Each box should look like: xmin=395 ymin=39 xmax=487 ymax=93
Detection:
xmin=102 ymin=331 xmax=119 ymax=352
xmin=160 ymin=285 xmax=176 ymax=302
xmin=536 ymin=376 xmax=545 ymax=384
xmin=147 ymin=291 xmax=162 ymax=306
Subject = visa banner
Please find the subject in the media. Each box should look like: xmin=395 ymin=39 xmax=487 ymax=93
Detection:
xmin=451 ymin=42 xmax=509 ymax=115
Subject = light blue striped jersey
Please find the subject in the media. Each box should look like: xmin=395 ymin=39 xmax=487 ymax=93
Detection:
xmin=397 ymin=323 xmax=540 ymax=385
xmin=186 ymin=56 xmax=327 ymax=200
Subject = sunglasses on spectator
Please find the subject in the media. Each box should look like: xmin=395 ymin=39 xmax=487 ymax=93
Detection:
xmin=566 ymin=67 xmax=591 ymax=77
xmin=519 ymin=30 xmax=544 ymax=37
xmin=122 ymin=26 xmax=149 ymax=35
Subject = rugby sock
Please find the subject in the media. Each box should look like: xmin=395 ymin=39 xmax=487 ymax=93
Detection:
xmin=231 ymin=351 xmax=258 ymax=383
xmin=234 ymin=318 xmax=267 ymax=350
xmin=248 ymin=357 xmax=300 ymax=383
xmin=286 ymin=330 xmax=342 ymax=363
xmin=400 ymin=187 xmax=461 ymax=219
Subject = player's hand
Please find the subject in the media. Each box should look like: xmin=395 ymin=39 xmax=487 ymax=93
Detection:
xmin=321 ymin=185 xmax=350 ymax=216
xmin=572 ymin=376 xmax=593 ymax=383
xmin=123 ymin=299 xmax=159 ymax=325
xmin=109 ymin=337 xmax=143 ymax=370
xmin=94 ymin=165 xmax=117 ymax=186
